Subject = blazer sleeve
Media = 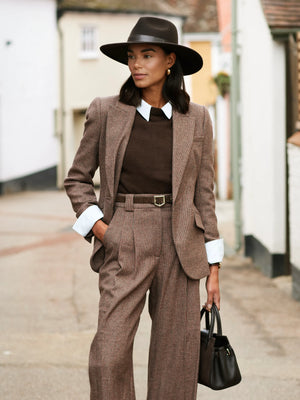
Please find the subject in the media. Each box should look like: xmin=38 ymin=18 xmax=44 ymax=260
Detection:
xmin=194 ymin=107 xmax=220 ymax=244
xmin=64 ymin=97 xmax=101 ymax=219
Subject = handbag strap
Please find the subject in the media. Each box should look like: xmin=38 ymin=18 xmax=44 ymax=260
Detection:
xmin=200 ymin=303 xmax=223 ymax=338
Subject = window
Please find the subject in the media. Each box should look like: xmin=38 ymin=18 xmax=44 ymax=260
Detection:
xmin=80 ymin=26 xmax=98 ymax=59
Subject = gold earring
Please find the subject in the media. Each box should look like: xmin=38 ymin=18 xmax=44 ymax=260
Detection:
xmin=167 ymin=69 xmax=171 ymax=76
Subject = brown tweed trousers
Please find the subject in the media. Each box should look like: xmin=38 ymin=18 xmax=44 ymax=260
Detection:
xmin=89 ymin=197 xmax=200 ymax=399
xmin=64 ymin=96 xmax=220 ymax=399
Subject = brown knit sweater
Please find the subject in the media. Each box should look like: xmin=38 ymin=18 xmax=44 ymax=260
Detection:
xmin=118 ymin=107 xmax=173 ymax=194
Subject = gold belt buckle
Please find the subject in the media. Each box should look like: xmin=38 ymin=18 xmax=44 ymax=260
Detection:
xmin=154 ymin=195 xmax=166 ymax=207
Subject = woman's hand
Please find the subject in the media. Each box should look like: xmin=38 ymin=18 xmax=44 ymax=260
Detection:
xmin=204 ymin=265 xmax=220 ymax=311
xmin=92 ymin=219 xmax=108 ymax=242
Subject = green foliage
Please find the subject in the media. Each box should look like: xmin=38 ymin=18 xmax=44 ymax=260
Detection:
xmin=213 ymin=72 xmax=230 ymax=97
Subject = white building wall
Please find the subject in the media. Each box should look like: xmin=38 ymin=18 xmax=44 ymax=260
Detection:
xmin=216 ymin=95 xmax=230 ymax=199
xmin=288 ymin=144 xmax=300 ymax=268
xmin=0 ymin=0 xmax=58 ymax=182
xmin=215 ymin=46 xmax=231 ymax=200
xmin=239 ymin=0 xmax=286 ymax=254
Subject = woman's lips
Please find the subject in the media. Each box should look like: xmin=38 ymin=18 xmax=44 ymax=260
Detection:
xmin=133 ymin=74 xmax=146 ymax=80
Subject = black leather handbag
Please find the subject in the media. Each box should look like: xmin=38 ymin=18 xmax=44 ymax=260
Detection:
xmin=198 ymin=303 xmax=242 ymax=390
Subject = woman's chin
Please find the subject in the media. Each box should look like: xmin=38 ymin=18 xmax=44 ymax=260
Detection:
xmin=133 ymin=80 xmax=148 ymax=89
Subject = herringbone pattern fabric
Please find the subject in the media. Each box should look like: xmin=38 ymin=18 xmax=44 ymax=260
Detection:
xmin=89 ymin=196 xmax=201 ymax=399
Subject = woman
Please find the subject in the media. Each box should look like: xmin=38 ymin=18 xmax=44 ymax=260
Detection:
xmin=65 ymin=16 xmax=224 ymax=400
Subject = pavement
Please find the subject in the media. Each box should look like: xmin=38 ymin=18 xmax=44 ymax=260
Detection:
xmin=0 ymin=190 xmax=300 ymax=400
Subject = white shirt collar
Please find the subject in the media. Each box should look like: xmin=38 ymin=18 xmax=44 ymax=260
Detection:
xmin=137 ymin=99 xmax=172 ymax=122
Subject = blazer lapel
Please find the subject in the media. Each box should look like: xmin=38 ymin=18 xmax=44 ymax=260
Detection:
xmin=172 ymin=110 xmax=195 ymax=202
xmin=105 ymin=102 xmax=136 ymax=198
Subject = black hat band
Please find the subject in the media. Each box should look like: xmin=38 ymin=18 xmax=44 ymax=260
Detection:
xmin=127 ymin=34 xmax=178 ymax=45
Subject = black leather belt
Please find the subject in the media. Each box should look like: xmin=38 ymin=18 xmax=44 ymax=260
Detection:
xmin=115 ymin=194 xmax=172 ymax=207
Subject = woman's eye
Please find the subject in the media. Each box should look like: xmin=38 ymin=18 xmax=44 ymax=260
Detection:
xmin=127 ymin=55 xmax=134 ymax=60
xmin=144 ymin=54 xmax=151 ymax=59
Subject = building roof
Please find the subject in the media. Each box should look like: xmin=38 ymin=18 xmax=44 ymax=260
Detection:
xmin=261 ymin=0 xmax=300 ymax=32
xmin=57 ymin=0 xmax=219 ymax=33
xmin=57 ymin=0 xmax=184 ymax=18
xmin=169 ymin=0 xmax=219 ymax=33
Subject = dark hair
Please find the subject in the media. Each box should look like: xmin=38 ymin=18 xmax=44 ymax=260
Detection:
xmin=119 ymin=48 xmax=190 ymax=114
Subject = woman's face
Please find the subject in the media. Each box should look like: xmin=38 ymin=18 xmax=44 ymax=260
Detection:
xmin=127 ymin=44 xmax=175 ymax=92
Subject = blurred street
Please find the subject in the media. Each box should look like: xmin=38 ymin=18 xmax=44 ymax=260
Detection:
xmin=0 ymin=190 xmax=300 ymax=399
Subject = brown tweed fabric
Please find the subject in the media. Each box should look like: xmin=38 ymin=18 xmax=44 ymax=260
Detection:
xmin=89 ymin=195 xmax=201 ymax=400
xmin=64 ymin=96 xmax=220 ymax=280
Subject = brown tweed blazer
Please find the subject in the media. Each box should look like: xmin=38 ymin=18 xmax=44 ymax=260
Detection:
xmin=64 ymin=96 xmax=220 ymax=280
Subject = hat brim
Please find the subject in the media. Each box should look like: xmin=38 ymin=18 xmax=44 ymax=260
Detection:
xmin=100 ymin=41 xmax=203 ymax=76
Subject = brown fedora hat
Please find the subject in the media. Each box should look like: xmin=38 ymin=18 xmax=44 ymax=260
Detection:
xmin=100 ymin=16 xmax=203 ymax=75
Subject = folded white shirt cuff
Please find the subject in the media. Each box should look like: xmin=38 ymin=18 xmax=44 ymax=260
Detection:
xmin=73 ymin=205 xmax=104 ymax=236
xmin=205 ymin=238 xmax=224 ymax=264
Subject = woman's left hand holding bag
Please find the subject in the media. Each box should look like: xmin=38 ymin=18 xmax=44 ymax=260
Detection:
xmin=204 ymin=264 xmax=220 ymax=311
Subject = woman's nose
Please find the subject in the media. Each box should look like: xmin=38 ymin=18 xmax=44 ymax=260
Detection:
xmin=133 ymin=57 xmax=142 ymax=69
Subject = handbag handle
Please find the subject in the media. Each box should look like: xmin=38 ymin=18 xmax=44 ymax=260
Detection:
xmin=200 ymin=303 xmax=223 ymax=338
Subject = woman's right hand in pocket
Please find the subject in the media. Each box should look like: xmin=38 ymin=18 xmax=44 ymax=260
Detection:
xmin=92 ymin=219 xmax=108 ymax=242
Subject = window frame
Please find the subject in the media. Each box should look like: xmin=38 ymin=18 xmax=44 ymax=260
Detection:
xmin=79 ymin=25 xmax=98 ymax=60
